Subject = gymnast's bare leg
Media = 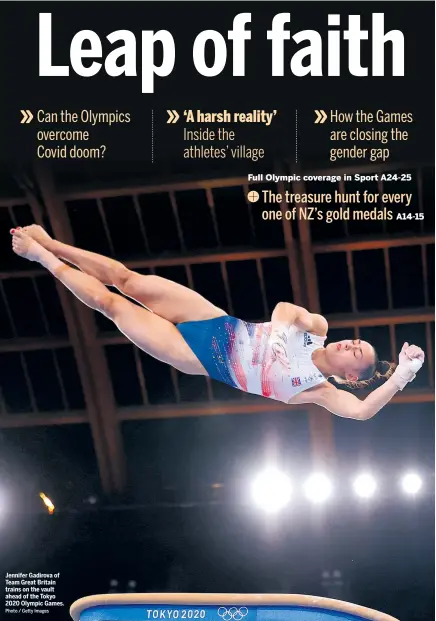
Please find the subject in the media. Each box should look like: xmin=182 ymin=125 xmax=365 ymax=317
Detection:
xmin=11 ymin=230 xmax=206 ymax=375
xmin=21 ymin=225 xmax=225 ymax=325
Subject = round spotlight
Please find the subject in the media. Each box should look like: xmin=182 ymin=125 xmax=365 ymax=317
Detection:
xmin=353 ymin=473 xmax=377 ymax=498
xmin=304 ymin=473 xmax=332 ymax=504
xmin=251 ymin=467 xmax=292 ymax=513
xmin=401 ymin=473 xmax=422 ymax=495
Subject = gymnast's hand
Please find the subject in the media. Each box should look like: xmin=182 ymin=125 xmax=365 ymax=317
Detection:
xmin=401 ymin=342 xmax=425 ymax=364
xmin=392 ymin=342 xmax=425 ymax=390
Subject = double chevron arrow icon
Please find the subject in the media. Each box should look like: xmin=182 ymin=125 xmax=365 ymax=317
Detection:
xmin=20 ymin=109 xmax=33 ymax=124
xmin=314 ymin=109 xmax=327 ymax=124
xmin=167 ymin=110 xmax=179 ymax=124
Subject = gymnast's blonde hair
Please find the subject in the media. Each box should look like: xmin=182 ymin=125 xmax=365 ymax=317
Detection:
xmin=331 ymin=358 xmax=397 ymax=391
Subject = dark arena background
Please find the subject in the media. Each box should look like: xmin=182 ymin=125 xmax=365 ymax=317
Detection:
xmin=0 ymin=2 xmax=434 ymax=621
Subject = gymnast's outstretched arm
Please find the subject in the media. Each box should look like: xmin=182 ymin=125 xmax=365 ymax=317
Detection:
xmin=311 ymin=343 xmax=425 ymax=420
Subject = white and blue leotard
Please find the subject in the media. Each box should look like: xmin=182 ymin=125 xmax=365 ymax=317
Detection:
xmin=177 ymin=315 xmax=327 ymax=404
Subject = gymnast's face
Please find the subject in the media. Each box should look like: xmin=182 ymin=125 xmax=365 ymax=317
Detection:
xmin=326 ymin=339 xmax=376 ymax=381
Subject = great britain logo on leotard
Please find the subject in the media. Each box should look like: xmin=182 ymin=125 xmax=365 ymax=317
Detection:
xmin=291 ymin=377 xmax=302 ymax=387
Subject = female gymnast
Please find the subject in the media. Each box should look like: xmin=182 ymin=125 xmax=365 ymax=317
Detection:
xmin=11 ymin=226 xmax=425 ymax=421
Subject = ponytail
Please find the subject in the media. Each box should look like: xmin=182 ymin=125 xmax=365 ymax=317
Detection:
xmin=331 ymin=360 xmax=397 ymax=391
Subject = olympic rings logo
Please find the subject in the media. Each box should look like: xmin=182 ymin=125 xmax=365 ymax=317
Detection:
xmin=217 ymin=608 xmax=248 ymax=621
